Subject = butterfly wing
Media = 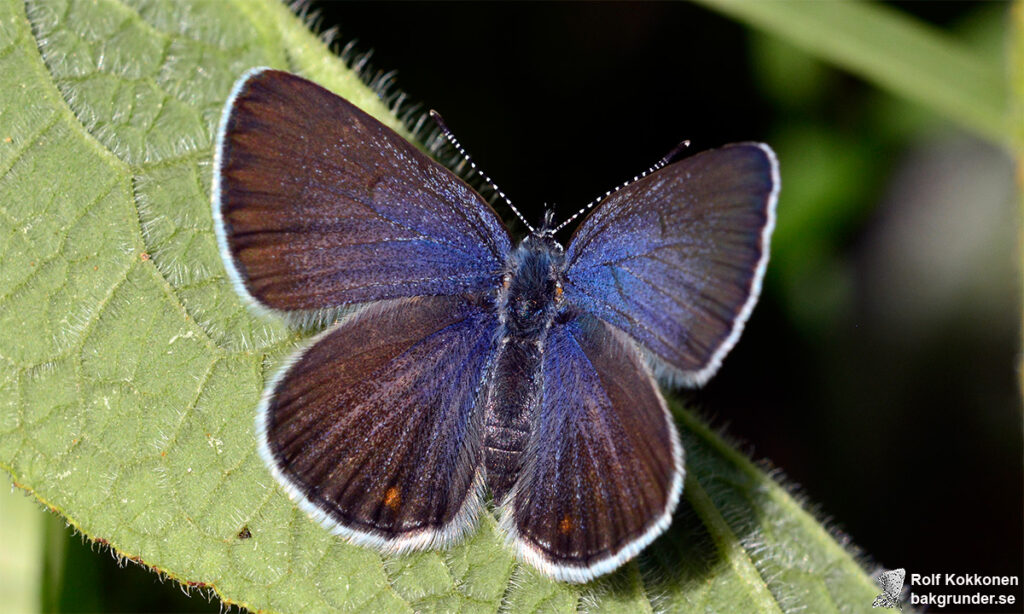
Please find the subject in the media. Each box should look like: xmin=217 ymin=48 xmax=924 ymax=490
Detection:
xmin=563 ymin=144 xmax=778 ymax=385
xmin=213 ymin=68 xmax=511 ymax=319
xmin=258 ymin=295 xmax=498 ymax=550
xmin=501 ymin=314 xmax=684 ymax=582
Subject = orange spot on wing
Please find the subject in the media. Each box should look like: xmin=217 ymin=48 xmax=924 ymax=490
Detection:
xmin=559 ymin=515 xmax=574 ymax=534
xmin=384 ymin=487 xmax=401 ymax=510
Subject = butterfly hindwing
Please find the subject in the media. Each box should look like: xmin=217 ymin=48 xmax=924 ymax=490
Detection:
xmin=501 ymin=314 xmax=684 ymax=582
xmin=213 ymin=68 xmax=511 ymax=318
xmin=563 ymin=143 xmax=778 ymax=385
xmin=257 ymin=295 xmax=498 ymax=550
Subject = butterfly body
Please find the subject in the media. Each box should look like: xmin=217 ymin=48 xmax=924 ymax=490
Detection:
xmin=213 ymin=68 xmax=778 ymax=583
xmin=485 ymin=233 xmax=566 ymax=502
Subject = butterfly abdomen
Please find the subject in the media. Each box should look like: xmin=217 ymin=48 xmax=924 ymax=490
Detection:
xmin=482 ymin=337 xmax=544 ymax=502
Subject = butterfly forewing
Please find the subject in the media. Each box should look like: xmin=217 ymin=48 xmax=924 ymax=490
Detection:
xmin=502 ymin=314 xmax=684 ymax=583
xmin=213 ymin=68 xmax=511 ymax=318
xmin=563 ymin=143 xmax=778 ymax=385
xmin=258 ymin=295 xmax=497 ymax=550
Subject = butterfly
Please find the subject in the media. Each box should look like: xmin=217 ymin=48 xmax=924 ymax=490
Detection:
xmin=872 ymin=568 xmax=906 ymax=611
xmin=212 ymin=68 xmax=778 ymax=583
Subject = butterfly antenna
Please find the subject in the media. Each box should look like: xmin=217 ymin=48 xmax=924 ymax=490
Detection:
xmin=430 ymin=110 xmax=534 ymax=233
xmin=551 ymin=139 xmax=691 ymax=235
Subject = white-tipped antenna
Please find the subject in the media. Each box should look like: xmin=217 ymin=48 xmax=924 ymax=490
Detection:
xmin=430 ymin=110 xmax=534 ymax=233
xmin=551 ymin=140 xmax=692 ymax=235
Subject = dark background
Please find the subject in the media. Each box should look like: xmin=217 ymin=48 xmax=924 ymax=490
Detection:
xmin=45 ymin=2 xmax=1022 ymax=612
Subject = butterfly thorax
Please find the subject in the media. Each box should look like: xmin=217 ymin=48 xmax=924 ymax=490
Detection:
xmin=497 ymin=233 xmax=567 ymax=336
xmin=483 ymin=233 xmax=568 ymax=502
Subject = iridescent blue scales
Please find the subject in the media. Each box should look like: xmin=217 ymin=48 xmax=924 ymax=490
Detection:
xmin=213 ymin=68 xmax=778 ymax=583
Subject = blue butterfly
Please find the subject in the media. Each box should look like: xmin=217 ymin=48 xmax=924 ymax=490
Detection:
xmin=212 ymin=68 xmax=778 ymax=583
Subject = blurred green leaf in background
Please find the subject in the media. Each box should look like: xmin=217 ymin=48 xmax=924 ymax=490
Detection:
xmin=0 ymin=0 xmax=1019 ymax=613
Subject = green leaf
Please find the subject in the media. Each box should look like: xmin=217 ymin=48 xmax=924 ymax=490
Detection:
xmin=0 ymin=489 xmax=45 ymax=613
xmin=694 ymin=0 xmax=1010 ymax=145
xmin=1014 ymin=4 xmax=1024 ymax=147
xmin=0 ymin=0 xmax=883 ymax=611
xmin=1013 ymin=3 xmax=1024 ymax=401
